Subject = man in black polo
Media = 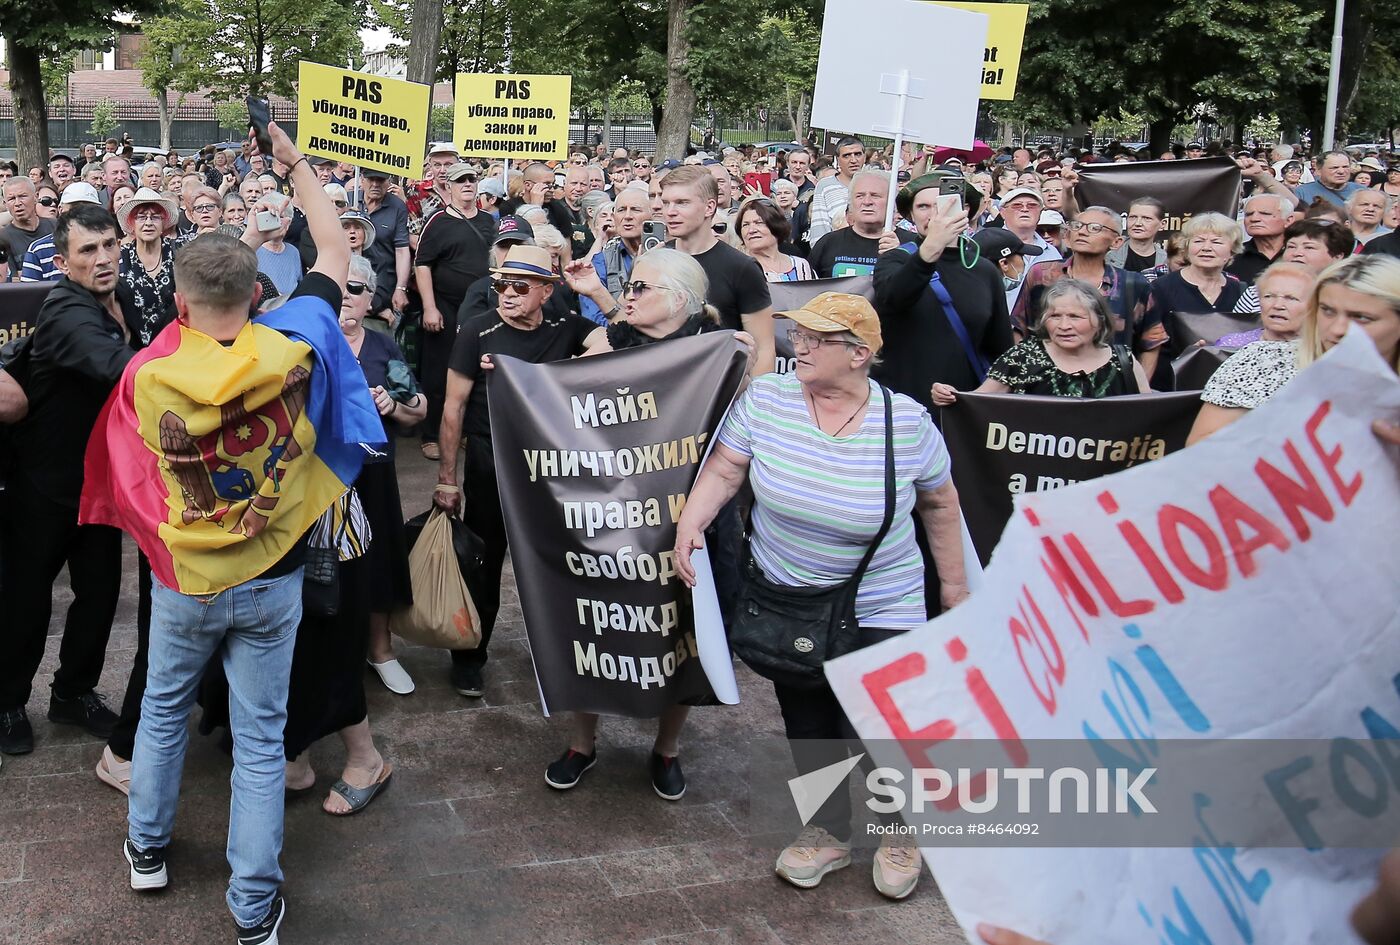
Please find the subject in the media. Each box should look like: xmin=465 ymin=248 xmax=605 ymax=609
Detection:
xmin=0 ymin=203 xmax=137 ymax=755
xmin=1227 ymin=193 xmax=1290 ymax=285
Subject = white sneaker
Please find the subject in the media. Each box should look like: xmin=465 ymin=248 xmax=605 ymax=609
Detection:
xmin=368 ymin=658 xmax=415 ymax=695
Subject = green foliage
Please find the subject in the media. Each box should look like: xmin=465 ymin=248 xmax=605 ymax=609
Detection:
xmin=142 ymin=0 xmax=364 ymax=100
xmin=0 ymin=0 xmax=169 ymax=61
xmin=214 ymin=99 xmax=247 ymax=133
xmin=429 ymin=104 xmax=454 ymax=140
xmin=88 ymin=98 xmax=119 ymax=139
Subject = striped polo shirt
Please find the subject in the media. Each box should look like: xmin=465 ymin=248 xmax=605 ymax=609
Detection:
xmin=717 ymin=373 xmax=949 ymax=630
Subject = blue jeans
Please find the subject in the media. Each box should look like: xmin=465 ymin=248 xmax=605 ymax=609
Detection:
xmin=127 ymin=569 xmax=302 ymax=928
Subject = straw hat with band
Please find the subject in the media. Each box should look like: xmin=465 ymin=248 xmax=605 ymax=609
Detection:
xmin=119 ymin=187 xmax=178 ymax=235
xmin=780 ymin=291 xmax=883 ymax=354
xmin=489 ymin=245 xmax=557 ymax=282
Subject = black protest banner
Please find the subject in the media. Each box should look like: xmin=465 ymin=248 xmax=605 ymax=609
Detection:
xmin=1162 ymin=309 xmax=1260 ymax=359
xmin=1076 ymin=156 xmax=1242 ymax=236
xmin=1172 ymin=344 xmax=1232 ymax=391
xmin=767 ymin=275 xmax=873 ymax=375
xmin=942 ymin=391 xmax=1202 ymax=563
xmin=488 ymin=333 xmax=748 ymax=717
xmin=0 ymin=282 xmax=55 ymax=346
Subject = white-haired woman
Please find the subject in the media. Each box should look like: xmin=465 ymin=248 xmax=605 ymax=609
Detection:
xmin=117 ymin=187 xmax=180 ymax=345
xmin=546 ymin=248 xmax=752 ymax=803
xmin=248 ymin=190 xmax=302 ymax=296
xmin=934 ymin=278 xmax=1149 ymax=403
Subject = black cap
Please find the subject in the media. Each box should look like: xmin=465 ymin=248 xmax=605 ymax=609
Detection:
xmin=493 ymin=214 xmax=535 ymax=245
xmin=971 ymin=227 xmax=1045 ymax=262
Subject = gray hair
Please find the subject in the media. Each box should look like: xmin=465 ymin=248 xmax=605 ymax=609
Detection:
xmin=847 ymin=168 xmax=890 ymax=195
xmin=518 ymin=205 xmax=548 ymax=226
xmin=771 ymin=178 xmax=798 ymax=194
xmin=1245 ymin=192 xmax=1293 ymax=215
xmin=532 ymin=223 xmax=567 ymax=253
xmin=348 ymin=254 xmax=376 ymax=294
xmin=634 ymin=248 xmax=718 ymax=323
xmin=1035 ymin=278 xmax=1113 ymax=347
xmin=1346 ymin=188 xmax=1387 ymax=209
xmin=3 ymin=177 xmax=35 ymax=196
xmin=1078 ymin=205 xmax=1122 ymax=233
xmin=580 ymin=190 xmax=611 ymax=217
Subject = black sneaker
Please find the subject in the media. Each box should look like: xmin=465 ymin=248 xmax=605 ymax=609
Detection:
xmin=650 ymin=752 xmax=686 ymax=801
xmin=544 ymin=748 xmax=597 ymax=790
xmin=48 ymin=691 xmax=118 ymax=739
xmin=236 ymin=893 xmax=286 ymax=945
xmin=123 ymin=839 xmax=168 ymax=891
xmin=450 ymin=662 xmax=484 ymax=698
xmin=0 ymin=707 xmax=33 ymax=755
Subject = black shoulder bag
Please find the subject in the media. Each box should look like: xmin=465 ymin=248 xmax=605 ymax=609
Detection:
xmin=728 ymin=385 xmax=895 ymax=690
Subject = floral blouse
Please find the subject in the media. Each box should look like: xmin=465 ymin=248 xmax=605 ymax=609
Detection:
xmin=119 ymin=239 xmax=177 ymax=347
xmin=987 ymin=338 xmax=1135 ymax=399
xmin=1200 ymin=339 xmax=1298 ymax=409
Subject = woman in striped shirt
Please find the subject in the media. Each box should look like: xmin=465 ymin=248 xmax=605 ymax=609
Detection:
xmin=674 ymin=291 xmax=969 ymax=903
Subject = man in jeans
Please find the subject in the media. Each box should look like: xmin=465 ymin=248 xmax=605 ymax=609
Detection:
xmin=94 ymin=120 xmax=356 ymax=945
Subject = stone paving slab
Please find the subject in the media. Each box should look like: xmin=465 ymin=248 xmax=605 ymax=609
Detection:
xmin=0 ymin=449 xmax=965 ymax=945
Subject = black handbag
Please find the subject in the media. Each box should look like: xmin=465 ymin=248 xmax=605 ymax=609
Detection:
xmin=728 ymin=385 xmax=895 ymax=690
xmin=303 ymin=492 xmax=359 ymax=618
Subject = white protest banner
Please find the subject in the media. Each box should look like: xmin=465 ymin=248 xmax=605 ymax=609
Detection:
xmin=810 ymin=0 xmax=987 ymax=226
xmin=826 ymin=328 xmax=1400 ymax=944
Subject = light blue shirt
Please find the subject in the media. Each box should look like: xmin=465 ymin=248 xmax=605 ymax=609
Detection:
xmin=1293 ymin=180 xmax=1366 ymax=209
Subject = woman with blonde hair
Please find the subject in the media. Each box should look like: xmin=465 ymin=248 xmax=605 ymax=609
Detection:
xmin=1145 ymin=212 xmax=1248 ymax=365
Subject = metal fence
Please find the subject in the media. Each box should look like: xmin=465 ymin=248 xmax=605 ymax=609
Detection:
xmin=0 ymin=99 xmax=298 ymax=152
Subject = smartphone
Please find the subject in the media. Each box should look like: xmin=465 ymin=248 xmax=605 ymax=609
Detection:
xmin=937 ymin=176 xmax=964 ymax=214
xmin=246 ymin=96 xmax=273 ymax=156
xmin=554 ymin=171 xmax=567 ymax=187
xmin=641 ymin=219 xmax=667 ymax=251
xmin=255 ymin=209 xmax=282 ymax=232
xmin=743 ymin=172 xmax=771 ymax=195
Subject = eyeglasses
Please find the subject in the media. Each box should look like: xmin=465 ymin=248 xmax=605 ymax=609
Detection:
xmin=134 ymin=210 xmax=165 ymax=222
xmin=492 ymin=279 xmax=535 ymax=296
xmin=192 ymin=203 xmax=219 ymax=214
xmin=1065 ymin=221 xmax=1113 ymax=234
xmin=620 ymin=280 xmax=676 ymax=298
xmin=346 ymin=281 xmax=368 ymax=296
xmin=37 ymin=197 xmax=58 ymax=207
xmin=787 ymin=327 xmax=857 ymax=351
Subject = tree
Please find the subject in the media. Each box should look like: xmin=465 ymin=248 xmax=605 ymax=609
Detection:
xmin=139 ymin=0 xmax=211 ymax=148
xmin=992 ymin=0 xmax=1323 ymax=153
xmin=1 ymin=0 xmax=168 ymax=169
xmin=148 ymin=0 xmax=364 ymax=101
xmin=88 ymin=98 xmax=119 ymax=140
xmin=653 ymin=0 xmax=696 ymax=160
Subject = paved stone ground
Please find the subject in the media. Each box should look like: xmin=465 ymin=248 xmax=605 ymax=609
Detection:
xmin=0 ymin=449 xmax=966 ymax=945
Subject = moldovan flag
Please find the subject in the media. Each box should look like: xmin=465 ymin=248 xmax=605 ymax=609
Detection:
xmin=81 ymin=297 xmax=385 ymax=595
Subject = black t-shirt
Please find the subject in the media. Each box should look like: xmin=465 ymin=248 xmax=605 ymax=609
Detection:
xmin=1225 ymin=239 xmax=1280 ymax=286
xmin=415 ymin=209 xmax=496 ymax=313
xmin=1122 ymin=248 xmax=1157 ymax=273
xmin=668 ymin=239 xmax=772 ymax=331
xmin=808 ymin=228 xmax=883 ymax=278
xmin=448 ymin=310 xmax=596 ymax=440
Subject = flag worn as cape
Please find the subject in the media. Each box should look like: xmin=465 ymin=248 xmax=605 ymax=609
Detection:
xmin=80 ymin=294 xmax=385 ymax=595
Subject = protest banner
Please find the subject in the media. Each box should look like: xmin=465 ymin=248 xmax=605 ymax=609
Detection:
xmin=1163 ymin=309 xmax=1261 ymax=360
xmin=824 ymin=328 xmax=1400 ymax=944
xmin=453 ymin=74 xmax=572 ymax=161
xmin=1172 ymin=343 xmax=1232 ymax=391
xmin=296 ymin=61 xmax=431 ymax=178
xmin=0 ymin=281 xmax=54 ymax=346
xmin=812 ymin=0 xmax=987 ymax=225
xmin=487 ymin=333 xmax=747 ymax=716
xmin=930 ymin=2 xmax=1030 ymax=100
xmin=942 ymin=391 xmax=1201 ymax=563
xmin=767 ymin=276 xmax=874 ymax=375
xmin=1076 ymin=155 xmax=1242 ymax=236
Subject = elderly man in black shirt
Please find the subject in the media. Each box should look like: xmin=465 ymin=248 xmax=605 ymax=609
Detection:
xmin=0 ymin=203 xmax=137 ymax=755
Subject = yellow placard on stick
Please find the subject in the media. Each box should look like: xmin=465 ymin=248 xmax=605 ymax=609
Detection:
xmin=297 ymin=60 xmax=431 ymax=177
xmin=453 ymin=73 xmax=572 ymax=161
xmin=929 ymin=2 xmax=1029 ymax=100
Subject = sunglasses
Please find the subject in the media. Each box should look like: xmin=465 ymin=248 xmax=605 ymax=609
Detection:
xmin=346 ymin=281 xmax=368 ymax=296
xmin=38 ymin=197 xmax=58 ymax=207
xmin=492 ymin=279 xmax=535 ymax=295
xmin=620 ymin=280 xmax=675 ymax=298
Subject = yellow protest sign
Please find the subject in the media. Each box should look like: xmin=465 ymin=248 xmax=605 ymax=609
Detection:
xmin=297 ymin=61 xmax=431 ymax=176
xmin=453 ymin=74 xmax=572 ymax=161
xmin=929 ymin=2 xmax=1029 ymax=101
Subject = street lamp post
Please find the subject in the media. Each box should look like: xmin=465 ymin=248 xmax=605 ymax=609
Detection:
xmin=1322 ymin=0 xmax=1345 ymax=151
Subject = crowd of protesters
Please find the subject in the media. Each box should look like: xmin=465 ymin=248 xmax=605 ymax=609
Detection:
xmin=0 ymin=121 xmax=1398 ymax=945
